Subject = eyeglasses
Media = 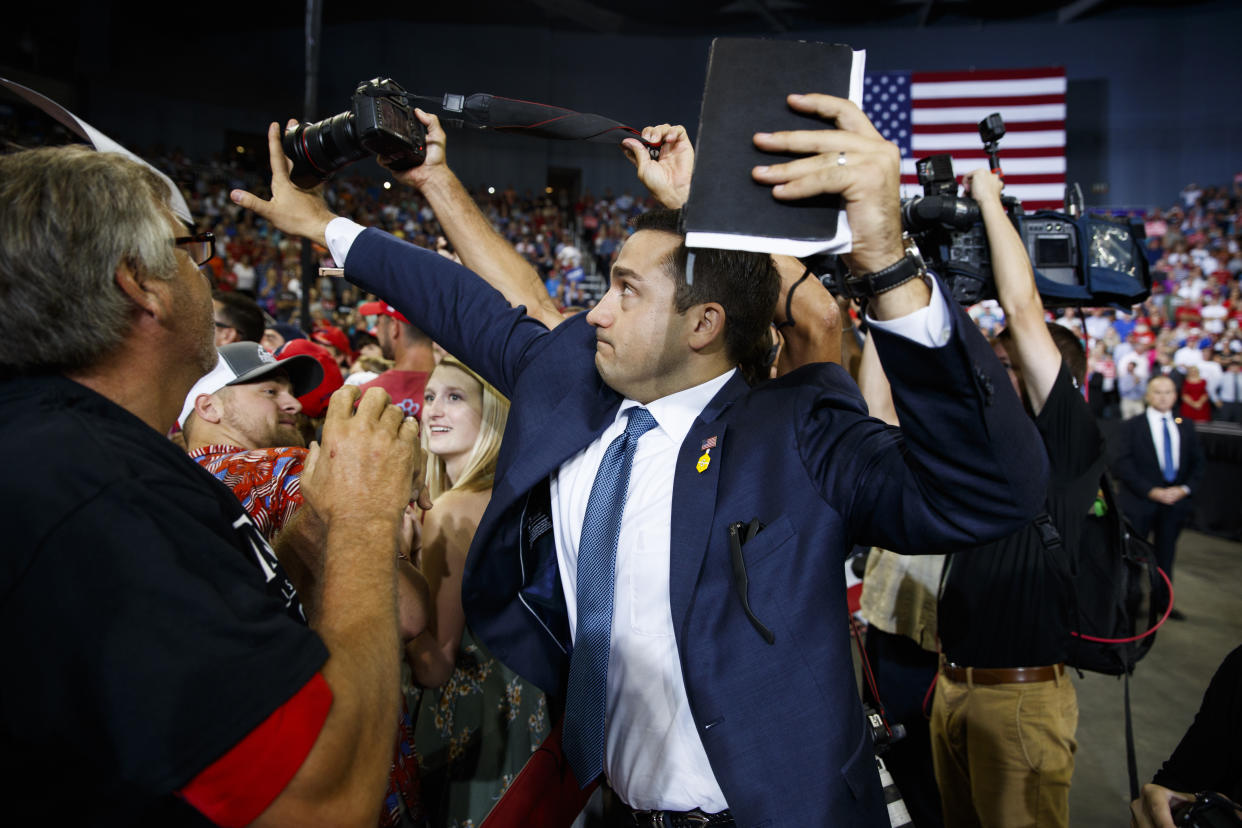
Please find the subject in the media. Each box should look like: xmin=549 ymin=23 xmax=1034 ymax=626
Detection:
xmin=172 ymin=231 xmax=216 ymax=267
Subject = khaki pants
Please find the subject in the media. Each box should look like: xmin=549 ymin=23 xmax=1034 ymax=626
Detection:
xmin=930 ymin=666 xmax=1078 ymax=828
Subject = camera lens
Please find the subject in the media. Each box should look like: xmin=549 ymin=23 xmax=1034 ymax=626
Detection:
xmin=282 ymin=112 xmax=369 ymax=189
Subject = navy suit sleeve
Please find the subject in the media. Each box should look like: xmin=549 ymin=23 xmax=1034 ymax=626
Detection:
xmin=343 ymin=227 xmax=553 ymax=397
xmin=799 ymin=291 xmax=1049 ymax=553
xmin=1114 ymin=417 xmax=1155 ymax=500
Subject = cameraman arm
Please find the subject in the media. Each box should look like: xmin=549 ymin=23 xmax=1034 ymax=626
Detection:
xmin=967 ymin=168 xmax=1062 ymax=414
xmin=772 ymin=255 xmax=844 ymax=370
xmin=858 ymin=331 xmax=899 ymax=426
xmin=388 ymin=109 xmax=564 ymax=330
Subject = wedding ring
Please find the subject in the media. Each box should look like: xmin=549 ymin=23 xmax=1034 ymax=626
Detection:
xmin=837 ymin=151 xmax=847 ymax=166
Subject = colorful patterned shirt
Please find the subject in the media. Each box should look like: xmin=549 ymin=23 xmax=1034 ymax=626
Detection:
xmin=189 ymin=444 xmax=307 ymax=541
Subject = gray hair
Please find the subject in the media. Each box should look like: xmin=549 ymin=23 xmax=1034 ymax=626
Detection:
xmin=0 ymin=145 xmax=179 ymax=375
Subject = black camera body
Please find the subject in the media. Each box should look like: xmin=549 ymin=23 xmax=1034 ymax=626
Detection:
xmin=899 ymin=115 xmax=1151 ymax=309
xmin=283 ymin=78 xmax=426 ymax=189
xmin=1172 ymin=791 xmax=1242 ymax=828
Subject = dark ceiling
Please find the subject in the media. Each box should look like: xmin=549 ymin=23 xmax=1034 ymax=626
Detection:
xmin=0 ymin=0 xmax=1224 ymax=86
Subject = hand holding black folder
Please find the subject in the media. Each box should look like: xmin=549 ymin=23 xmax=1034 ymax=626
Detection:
xmin=681 ymin=38 xmax=866 ymax=258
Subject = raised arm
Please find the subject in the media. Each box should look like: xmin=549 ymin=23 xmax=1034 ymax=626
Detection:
xmin=253 ymin=386 xmax=422 ymax=826
xmin=752 ymin=95 xmax=1047 ymax=550
xmin=857 ymin=331 xmax=899 ymax=426
xmin=771 ymin=255 xmax=843 ymax=370
xmin=388 ymin=109 xmax=564 ymax=329
xmin=232 ymin=121 xmax=553 ymax=399
xmin=965 ymin=168 xmax=1062 ymax=413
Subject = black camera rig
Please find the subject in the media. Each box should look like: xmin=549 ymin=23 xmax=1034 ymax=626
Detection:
xmin=900 ymin=113 xmax=1151 ymax=308
xmin=814 ymin=114 xmax=1152 ymax=310
xmin=283 ymin=78 xmax=427 ymax=189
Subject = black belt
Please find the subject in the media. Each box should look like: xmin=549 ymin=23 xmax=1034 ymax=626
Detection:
xmin=629 ymin=807 xmax=735 ymax=827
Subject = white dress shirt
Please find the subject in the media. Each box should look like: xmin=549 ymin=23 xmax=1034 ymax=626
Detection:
xmin=325 ymin=216 xmax=953 ymax=807
xmin=1215 ymin=370 xmax=1242 ymax=404
xmin=1145 ymin=406 xmax=1185 ymax=489
xmin=551 ymin=370 xmax=734 ymax=811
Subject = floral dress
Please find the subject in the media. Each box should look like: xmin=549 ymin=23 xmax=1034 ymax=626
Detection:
xmin=409 ymin=627 xmax=550 ymax=828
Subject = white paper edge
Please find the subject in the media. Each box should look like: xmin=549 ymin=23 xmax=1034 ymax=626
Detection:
xmin=686 ymin=211 xmax=851 ymax=257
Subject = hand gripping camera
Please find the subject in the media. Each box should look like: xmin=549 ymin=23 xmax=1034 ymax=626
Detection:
xmin=282 ymin=78 xmax=426 ymax=189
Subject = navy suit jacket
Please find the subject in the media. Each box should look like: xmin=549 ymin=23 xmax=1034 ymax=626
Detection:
xmin=346 ymin=229 xmax=1049 ymax=827
xmin=1114 ymin=411 xmax=1204 ymax=521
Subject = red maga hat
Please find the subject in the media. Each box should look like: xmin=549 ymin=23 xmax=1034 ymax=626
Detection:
xmin=277 ymin=339 xmax=344 ymax=418
xmin=358 ymin=300 xmax=410 ymax=325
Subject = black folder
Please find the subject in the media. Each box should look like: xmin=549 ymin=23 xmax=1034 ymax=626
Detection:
xmin=682 ymin=38 xmax=865 ymax=257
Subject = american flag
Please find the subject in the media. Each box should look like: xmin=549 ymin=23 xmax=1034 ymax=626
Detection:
xmin=863 ymin=67 xmax=1067 ymax=211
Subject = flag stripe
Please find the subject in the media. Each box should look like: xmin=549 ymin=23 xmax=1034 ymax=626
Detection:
xmin=913 ymin=67 xmax=1066 ymax=83
xmin=913 ymin=120 xmax=1066 ymax=134
xmin=913 ymin=104 xmax=1066 ymax=125
xmin=913 ymin=131 xmax=1065 ymax=151
xmin=912 ymin=77 xmax=1067 ymax=98
xmin=912 ymin=93 xmax=1065 ymax=108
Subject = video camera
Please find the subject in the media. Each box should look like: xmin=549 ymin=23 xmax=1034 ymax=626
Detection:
xmin=283 ymin=78 xmax=426 ymax=189
xmin=899 ymin=113 xmax=1152 ymax=309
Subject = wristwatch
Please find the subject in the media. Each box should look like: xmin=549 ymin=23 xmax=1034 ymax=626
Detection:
xmin=841 ymin=234 xmax=928 ymax=300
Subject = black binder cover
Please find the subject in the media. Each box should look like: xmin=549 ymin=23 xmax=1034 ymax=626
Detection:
xmin=682 ymin=38 xmax=862 ymax=256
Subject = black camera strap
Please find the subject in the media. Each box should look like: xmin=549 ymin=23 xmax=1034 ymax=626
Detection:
xmin=415 ymin=92 xmax=662 ymax=158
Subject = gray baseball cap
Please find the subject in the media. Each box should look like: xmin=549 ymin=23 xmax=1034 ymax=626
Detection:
xmin=178 ymin=342 xmax=323 ymax=427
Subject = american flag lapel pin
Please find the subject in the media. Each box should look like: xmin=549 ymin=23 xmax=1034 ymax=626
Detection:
xmin=696 ymin=436 xmax=717 ymax=474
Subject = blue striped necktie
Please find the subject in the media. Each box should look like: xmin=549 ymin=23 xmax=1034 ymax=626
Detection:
xmin=562 ymin=407 xmax=657 ymax=786
xmin=1161 ymin=415 xmax=1177 ymax=483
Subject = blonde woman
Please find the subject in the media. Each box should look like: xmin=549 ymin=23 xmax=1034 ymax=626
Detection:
xmin=406 ymin=356 xmax=549 ymax=826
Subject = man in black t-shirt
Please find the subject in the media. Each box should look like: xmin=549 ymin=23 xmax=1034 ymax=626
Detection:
xmin=1131 ymin=644 xmax=1242 ymax=827
xmin=930 ymin=170 xmax=1104 ymax=828
xmin=0 ymin=146 xmax=426 ymax=826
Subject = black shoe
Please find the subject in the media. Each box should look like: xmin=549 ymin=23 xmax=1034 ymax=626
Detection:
xmin=1168 ymin=608 xmax=1187 ymax=621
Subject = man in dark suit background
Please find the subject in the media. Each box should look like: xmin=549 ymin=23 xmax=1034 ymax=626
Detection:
xmin=1115 ymin=374 xmax=1205 ymax=617
xmin=237 ymin=95 xmax=1050 ymax=827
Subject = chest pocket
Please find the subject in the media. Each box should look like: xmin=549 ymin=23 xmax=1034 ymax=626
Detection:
xmin=628 ymin=526 xmax=674 ymax=638
xmin=738 ymin=514 xmax=796 ymax=569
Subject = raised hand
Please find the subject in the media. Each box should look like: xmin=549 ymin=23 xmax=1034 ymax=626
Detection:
xmin=230 ymin=121 xmax=339 ymax=247
xmin=384 ymin=108 xmax=449 ymax=190
xmin=751 ymin=94 xmax=904 ymax=276
xmin=623 ymin=123 xmax=695 ymax=209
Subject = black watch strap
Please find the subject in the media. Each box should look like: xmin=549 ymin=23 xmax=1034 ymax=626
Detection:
xmin=842 ymin=252 xmax=926 ymax=300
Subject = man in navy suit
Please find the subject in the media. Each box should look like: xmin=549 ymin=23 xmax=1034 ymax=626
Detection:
xmin=237 ymin=94 xmax=1049 ymax=827
xmin=1115 ymin=374 xmax=1205 ymax=610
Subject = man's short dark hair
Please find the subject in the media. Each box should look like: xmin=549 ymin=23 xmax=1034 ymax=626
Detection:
xmin=996 ymin=322 xmax=1087 ymax=385
xmin=630 ymin=208 xmax=779 ymax=380
xmin=212 ymin=291 xmax=265 ymax=342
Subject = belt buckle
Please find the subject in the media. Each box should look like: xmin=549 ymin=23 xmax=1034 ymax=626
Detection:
xmin=635 ymin=811 xmax=664 ymax=828
xmin=683 ymin=809 xmax=712 ymax=826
